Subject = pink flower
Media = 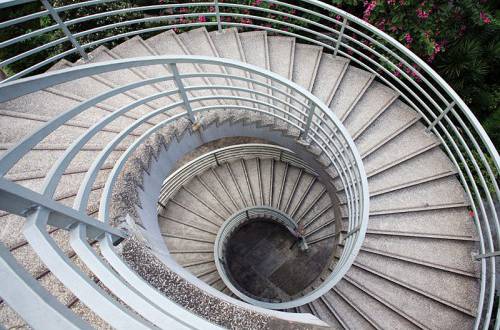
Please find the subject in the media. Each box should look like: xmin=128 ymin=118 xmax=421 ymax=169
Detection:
xmin=480 ymin=12 xmax=491 ymax=24
xmin=434 ymin=41 xmax=441 ymax=54
xmin=363 ymin=0 xmax=377 ymax=21
xmin=416 ymin=8 xmax=429 ymax=20
xmin=387 ymin=0 xmax=396 ymax=4
xmin=198 ymin=16 xmax=206 ymax=23
xmin=404 ymin=33 xmax=413 ymax=44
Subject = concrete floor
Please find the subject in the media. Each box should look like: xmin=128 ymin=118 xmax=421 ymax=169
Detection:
xmin=226 ymin=220 xmax=330 ymax=300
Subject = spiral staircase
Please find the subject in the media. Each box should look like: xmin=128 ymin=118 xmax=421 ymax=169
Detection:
xmin=0 ymin=1 xmax=498 ymax=329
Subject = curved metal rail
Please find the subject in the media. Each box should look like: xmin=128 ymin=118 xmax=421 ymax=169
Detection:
xmin=0 ymin=0 xmax=498 ymax=327
xmin=0 ymin=55 xmax=368 ymax=327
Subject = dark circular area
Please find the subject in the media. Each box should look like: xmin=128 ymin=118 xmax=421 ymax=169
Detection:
xmin=225 ymin=220 xmax=330 ymax=301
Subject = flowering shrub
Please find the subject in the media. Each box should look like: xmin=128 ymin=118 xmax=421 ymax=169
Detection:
xmin=332 ymin=0 xmax=498 ymax=147
xmin=0 ymin=0 xmax=497 ymax=146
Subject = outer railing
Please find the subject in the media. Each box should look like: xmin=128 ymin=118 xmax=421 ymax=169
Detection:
xmin=0 ymin=0 xmax=498 ymax=327
xmin=0 ymin=55 xmax=368 ymax=327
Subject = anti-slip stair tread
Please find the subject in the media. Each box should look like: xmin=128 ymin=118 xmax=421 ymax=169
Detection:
xmin=292 ymin=44 xmax=323 ymax=92
xmin=268 ymin=36 xmax=295 ymax=114
xmin=346 ymin=267 xmax=475 ymax=329
xmin=145 ymin=29 xmax=221 ymax=108
xmin=353 ymin=250 xmax=479 ymax=313
xmin=311 ymin=54 xmax=349 ymax=106
xmin=358 ymin=207 xmax=477 ymax=239
xmin=178 ymin=27 xmax=235 ymax=103
xmin=186 ymin=177 xmax=233 ymax=219
xmin=0 ymin=89 xmax=138 ymax=131
xmin=48 ymin=60 xmax=175 ymax=122
xmin=342 ymin=81 xmax=398 ymax=137
xmin=109 ymin=36 xmax=181 ymax=106
xmin=335 ymin=279 xmax=419 ymax=329
xmin=76 ymin=46 xmax=162 ymax=103
xmin=361 ymin=234 xmax=478 ymax=275
xmin=323 ymin=290 xmax=374 ymax=329
xmin=239 ymin=31 xmax=270 ymax=71
xmin=268 ymin=36 xmax=295 ymax=82
xmin=238 ymin=31 xmax=272 ymax=112
xmin=209 ymin=28 xmax=254 ymax=107
xmin=362 ymin=122 xmax=439 ymax=175
xmin=289 ymin=44 xmax=323 ymax=126
xmin=367 ymin=147 xmax=457 ymax=195
xmin=354 ymin=99 xmax=420 ymax=156
xmin=4 ymin=148 xmax=124 ymax=183
xmin=369 ymin=176 xmax=468 ymax=212
xmin=309 ymin=299 xmax=344 ymax=328
xmin=110 ymin=36 xmax=170 ymax=78
xmin=329 ymin=66 xmax=374 ymax=121
xmin=0 ymin=112 xmax=121 ymax=146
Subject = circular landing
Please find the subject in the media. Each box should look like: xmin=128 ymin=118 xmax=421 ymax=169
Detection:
xmin=225 ymin=220 xmax=330 ymax=301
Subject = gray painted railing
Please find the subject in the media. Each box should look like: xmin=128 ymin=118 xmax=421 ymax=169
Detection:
xmin=157 ymin=144 xmax=317 ymax=205
xmin=0 ymin=55 xmax=368 ymax=328
xmin=0 ymin=0 xmax=498 ymax=328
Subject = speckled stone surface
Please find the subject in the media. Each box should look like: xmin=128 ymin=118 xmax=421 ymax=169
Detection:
xmin=107 ymin=114 xmax=330 ymax=329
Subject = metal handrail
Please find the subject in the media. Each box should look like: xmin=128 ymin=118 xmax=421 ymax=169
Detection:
xmin=157 ymin=144 xmax=317 ymax=205
xmin=0 ymin=55 xmax=368 ymax=327
xmin=0 ymin=0 xmax=497 ymax=327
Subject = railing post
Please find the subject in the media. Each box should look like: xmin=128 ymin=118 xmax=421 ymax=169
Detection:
xmin=214 ymin=0 xmax=222 ymax=32
xmin=300 ymin=100 xmax=315 ymax=142
xmin=169 ymin=63 xmax=196 ymax=123
xmin=425 ymin=101 xmax=456 ymax=133
xmin=41 ymin=0 xmax=89 ymax=61
xmin=334 ymin=17 xmax=347 ymax=57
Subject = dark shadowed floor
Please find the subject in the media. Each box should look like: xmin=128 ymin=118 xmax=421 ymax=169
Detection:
xmin=226 ymin=220 xmax=330 ymax=301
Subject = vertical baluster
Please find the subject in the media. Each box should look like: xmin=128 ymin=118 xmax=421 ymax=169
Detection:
xmin=41 ymin=0 xmax=88 ymax=61
xmin=334 ymin=17 xmax=348 ymax=57
xmin=214 ymin=0 xmax=222 ymax=32
xmin=169 ymin=63 xmax=196 ymax=123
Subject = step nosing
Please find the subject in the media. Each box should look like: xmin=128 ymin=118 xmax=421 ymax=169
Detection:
xmin=353 ymin=261 xmax=477 ymax=317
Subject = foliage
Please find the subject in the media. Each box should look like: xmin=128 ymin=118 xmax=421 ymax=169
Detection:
xmin=0 ymin=0 xmax=497 ymax=148
xmin=330 ymin=0 xmax=499 ymax=148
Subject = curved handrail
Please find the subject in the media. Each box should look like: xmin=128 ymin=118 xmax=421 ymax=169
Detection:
xmin=0 ymin=0 xmax=497 ymax=327
xmin=157 ymin=143 xmax=318 ymax=206
xmin=0 ymin=55 xmax=367 ymax=327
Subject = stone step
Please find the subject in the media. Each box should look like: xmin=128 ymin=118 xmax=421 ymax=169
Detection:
xmin=342 ymin=81 xmax=398 ymax=138
xmin=354 ymin=99 xmax=420 ymax=157
xmin=360 ymin=234 xmax=479 ymax=275
xmin=311 ymin=54 xmax=349 ymax=107
xmin=144 ymin=30 xmax=216 ymax=108
xmin=75 ymin=46 xmax=163 ymax=108
xmin=335 ymin=278 xmax=419 ymax=329
xmin=345 ymin=266 xmax=475 ymax=329
xmin=352 ymin=250 xmax=479 ymax=315
xmin=268 ymin=36 xmax=295 ymax=116
xmin=209 ymin=28 xmax=254 ymax=108
xmin=329 ymin=66 xmax=374 ymax=121
xmin=178 ymin=27 xmax=236 ymax=105
xmin=323 ymin=289 xmax=374 ymax=329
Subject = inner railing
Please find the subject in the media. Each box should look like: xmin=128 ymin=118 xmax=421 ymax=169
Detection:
xmin=0 ymin=55 xmax=368 ymax=327
xmin=0 ymin=0 xmax=498 ymax=328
